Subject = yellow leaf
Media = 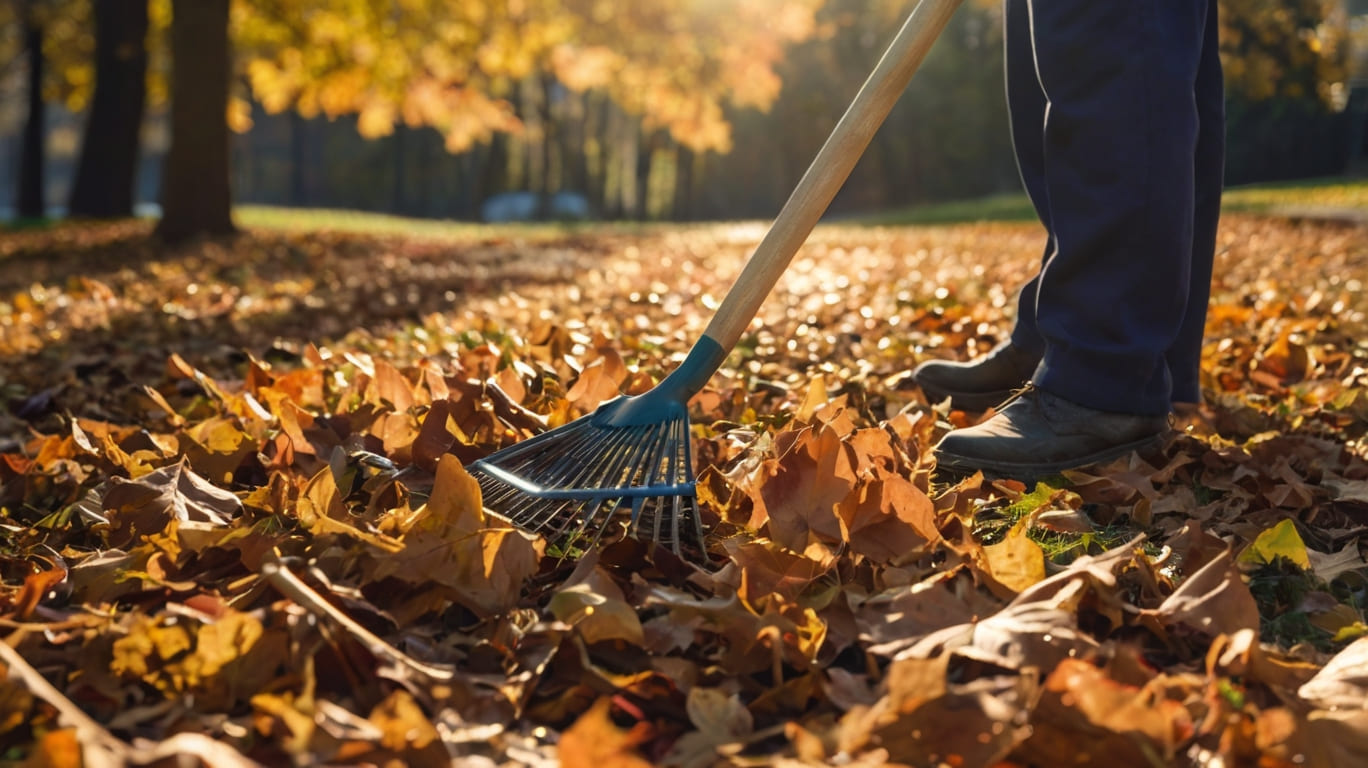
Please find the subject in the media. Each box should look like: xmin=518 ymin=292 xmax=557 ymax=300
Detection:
xmin=1238 ymin=518 xmax=1311 ymax=569
xmin=111 ymin=617 xmax=157 ymax=678
xmin=795 ymin=374 xmax=828 ymax=423
xmin=982 ymin=520 xmax=1046 ymax=593
xmin=416 ymin=453 xmax=486 ymax=538
xmin=371 ymin=689 xmax=440 ymax=751
xmin=175 ymin=611 xmax=264 ymax=686
xmin=227 ymin=95 xmax=254 ymax=133
xmin=357 ymin=98 xmax=396 ymax=138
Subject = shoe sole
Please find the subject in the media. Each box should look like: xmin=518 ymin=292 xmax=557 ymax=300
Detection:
xmin=933 ymin=431 xmax=1171 ymax=481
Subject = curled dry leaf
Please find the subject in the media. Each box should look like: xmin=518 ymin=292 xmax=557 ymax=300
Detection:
xmin=549 ymin=567 xmax=646 ymax=646
xmin=100 ymin=458 xmax=242 ymax=547
xmin=1140 ymin=547 xmax=1261 ymax=641
xmin=1299 ymin=636 xmax=1368 ymax=710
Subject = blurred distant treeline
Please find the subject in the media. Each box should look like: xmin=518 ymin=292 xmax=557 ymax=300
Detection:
xmin=2 ymin=0 xmax=1366 ymax=238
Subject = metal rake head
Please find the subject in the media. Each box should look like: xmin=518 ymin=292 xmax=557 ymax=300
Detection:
xmin=470 ymin=401 xmax=710 ymax=561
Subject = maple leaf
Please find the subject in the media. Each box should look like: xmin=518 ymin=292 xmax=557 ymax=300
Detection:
xmin=745 ymin=423 xmax=856 ymax=551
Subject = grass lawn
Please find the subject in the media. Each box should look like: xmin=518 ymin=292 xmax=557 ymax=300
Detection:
xmin=7 ymin=177 xmax=1365 ymax=237
xmin=856 ymin=175 xmax=1368 ymax=226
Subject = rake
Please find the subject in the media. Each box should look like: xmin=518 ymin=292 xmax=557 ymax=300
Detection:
xmin=471 ymin=0 xmax=964 ymax=560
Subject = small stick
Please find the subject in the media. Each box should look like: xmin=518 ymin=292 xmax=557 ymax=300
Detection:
xmin=3 ymin=632 xmax=267 ymax=767
xmin=0 ymin=638 xmax=127 ymax=767
xmin=260 ymin=556 xmax=456 ymax=681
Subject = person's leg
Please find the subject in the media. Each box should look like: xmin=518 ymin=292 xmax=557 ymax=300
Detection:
xmin=1166 ymin=0 xmax=1225 ymax=406
xmin=1027 ymin=0 xmax=1211 ymax=417
xmin=933 ymin=0 xmax=1215 ymax=476
xmin=1003 ymin=0 xmax=1048 ymax=359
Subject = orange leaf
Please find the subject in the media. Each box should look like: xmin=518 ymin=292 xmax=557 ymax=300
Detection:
xmin=558 ymin=698 xmax=654 ymax=768
xmin=839 ymin=474 xmax=939 ymax=563
xmin=750 ymin=424 xmax=855 ymax=551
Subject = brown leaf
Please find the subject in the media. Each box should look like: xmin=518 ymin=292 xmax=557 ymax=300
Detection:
xmin=370 ymin=689 xmax=442 ymax=756
xmin=1298 ymin=636 xmax=1368 ymax=710
xmin=665 ymin=687 xmax=755 ymax=768
xmin=1016 ymin=659 xmax=1194 ymax=767
xmin=839 ymin=474 xmax=939 ymax=563
xmin=748 ymin=424 xmax=856 ymax=551
xmin=1140 ymin=547 xmax=1260 ymax=640
xmin=14 ymin=568 xmax=65 ymax=621
xmin=566 ymin=356 xmax=626 ymax=413
xmin=854 ymin=571 xmax=978 ymax=658
xmin=367 ymin=455 xmax=542 ymax=615
xmin=838 ymin=653 xmax=1036 ymax=766
xmin=1030 ymin=508 xmax=1095 ymax=534
xmin=728 ymin=538 xmax=835 ymax=605
xmin=410 ymin=398 xmax=457 ymax=471
xmin=101 ymin=459 xmax=241 ymax=547
xmin=549 ymin=567 xmax=645 ymax=646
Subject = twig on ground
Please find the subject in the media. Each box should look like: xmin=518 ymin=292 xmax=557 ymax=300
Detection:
xmin=260 ymin=554 xmax=457 ymax=681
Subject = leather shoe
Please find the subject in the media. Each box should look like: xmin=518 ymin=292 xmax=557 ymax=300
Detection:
xmin=907 ymin=343 xmax=1039 ymax=411
xmin=933 ymin=386 xmax=1170 ymax=478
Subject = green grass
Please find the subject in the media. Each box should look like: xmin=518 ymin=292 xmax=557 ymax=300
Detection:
xmin=1245 ymin=558 xmax=1357 ymax=651
xmin=234 ymin=205 xmax=661 ymax=241
xmin=970 ymin=479 xmax=1153 ymax=564
xmin=855 ymin=176 xmax=1368 ymax=226
xmin=854 ymin=193 xmax=1039 ymax=226
xmin=0 ymin=216 xmax=57 ymax=232
xmin=1220 ymin=177 xmax=1368 ymax=215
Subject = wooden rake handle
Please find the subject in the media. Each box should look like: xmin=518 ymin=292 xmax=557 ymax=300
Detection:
xmin=702 ymin=0 xmax=964 ymax=353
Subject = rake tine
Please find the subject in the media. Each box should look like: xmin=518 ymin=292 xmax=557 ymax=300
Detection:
xmin=533 ymin=423 xmax=647 ymax=544
xmin=679 ymin=419 xmax=706 ymax=554
xmin=556 ymin=423 xmax=642 ymax=499
xmin=626 ymin=423 xmax=671 ymax=542
xmin=656 ymin=417 xmax=689 ymax=554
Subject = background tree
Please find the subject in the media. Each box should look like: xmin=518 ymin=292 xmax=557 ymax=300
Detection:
xmin=156 ymin=0 xmax=234 ymax=242
xmin=68 ymin=0 xmax=149 ymax=218
xmin=16 ymin=0 xmax=46 ymax=218
xmin=1220 ymin=0 xmax=1354 ymax=182
xmin=232 ymin=0 xmax=824 ymax=219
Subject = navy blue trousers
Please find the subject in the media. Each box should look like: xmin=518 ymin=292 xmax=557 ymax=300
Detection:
xmin=1003 ymin=0 xmax=1226 ymax=415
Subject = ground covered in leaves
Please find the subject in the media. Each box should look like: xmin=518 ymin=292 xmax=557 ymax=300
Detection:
xmin=2 ymin=213 xmax=1368 ymax=767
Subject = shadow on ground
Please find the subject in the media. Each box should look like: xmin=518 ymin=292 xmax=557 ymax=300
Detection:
xmin=0 ymin=220 xmax=620 ymax=445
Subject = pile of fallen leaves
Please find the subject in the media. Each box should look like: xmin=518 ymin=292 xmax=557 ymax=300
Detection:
xmin=2 ymin=214 xmax=1367 ymax=767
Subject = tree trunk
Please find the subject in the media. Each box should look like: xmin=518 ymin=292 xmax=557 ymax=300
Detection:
xmin=156 ymin=0 xmax=234 ymax=243
xmin=69 ymin=0 xmax=150 ymax=218
xmin=16 ymin=7 xmax=45 ymax=219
